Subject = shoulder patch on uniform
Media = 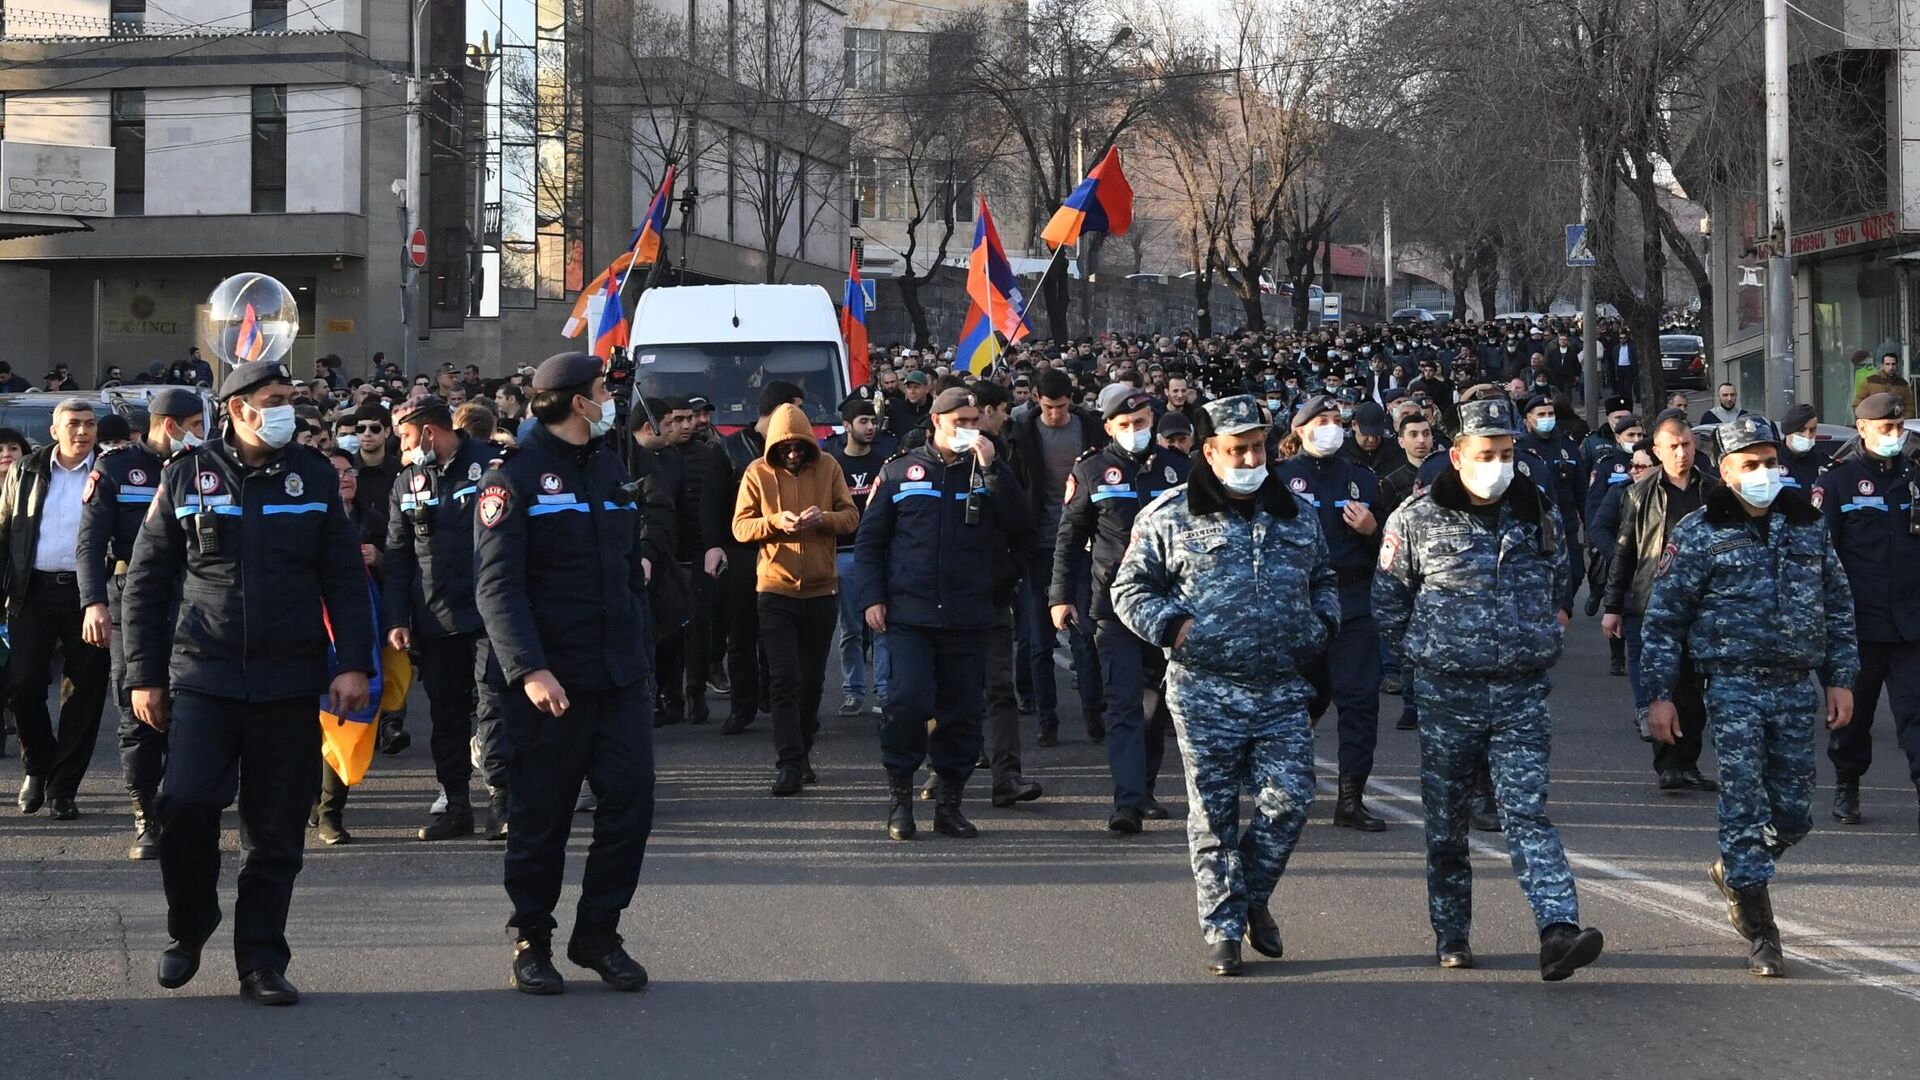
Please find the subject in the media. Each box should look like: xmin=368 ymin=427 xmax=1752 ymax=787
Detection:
xmin=1655 ymin=540 xmax=1677 ymax=578
xmin=478 ymin=484 xmax=510 ymax=529
xmin=1811 ymin=485 xmax=1825 ymax=509
xmin=1378 ymin=530 xmax=1402 ymax=570
xmin=1064 ymin=471 xmax=1078 ymax=503
xmin=83 ymin=470 xmax=101 ymax=504
xmin=410 ymin=472 xmax=429 ymax=492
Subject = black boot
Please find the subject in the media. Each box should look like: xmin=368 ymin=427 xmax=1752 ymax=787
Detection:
xmin=420 ymin=795 xmax=475 ymax=841
xmin=484 ymin=787 xmax=509 ymax=841
xmin=1538 ymin=923 xmax=1605 ymax=981
xmin=566 ymin=931 xmax=649 ymax=991
xmin=932 ymin=777 xmax=979 ymax=838
xmin=1246 ymin=906 xmax=1284 ymax=959
xmin=1831 ymin=777 xmax=1862 ymax=825
xmin=1730 ymin=884 xmax=1785 ymax=977
xmin=376 ymin=713 xmax=411 ymax=755
xmin=1205 ymin=939 xmax=1242 ymax=976
xmin=128 ymin=790 xmax=159 ymax=861
xmin=1332 ymin=775 xmax=1385 ymax=832
xmin=886 ymin=770 xmax=916 ymax=841
xmin=511 ymin=937 xmax=565 ymax=994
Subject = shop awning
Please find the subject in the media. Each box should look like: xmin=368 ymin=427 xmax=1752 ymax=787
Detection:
xmin=0 ymin=212 xmax=93 ymax=241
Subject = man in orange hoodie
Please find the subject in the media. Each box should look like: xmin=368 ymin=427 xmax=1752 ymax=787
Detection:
xmin=732 ymin=403 xmax=861 ymax=795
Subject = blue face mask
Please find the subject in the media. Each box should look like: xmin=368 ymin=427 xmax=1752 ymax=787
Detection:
xmin=1738 ymin=467 xmax=1784 ymax=508
xmin=1535 ymin=416 xmax=1557 ymax=435
xmin=1871 ymin=431 xmax=1906 ymax=458
xmin=1119 ymin=428 xmax=1152 ymax=454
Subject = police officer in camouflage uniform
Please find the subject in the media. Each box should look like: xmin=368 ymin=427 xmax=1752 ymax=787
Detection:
xmin=1375 ymin=397 xmax=1604 ymax=981
xmin=1641 ymin=414 xmax=1859 ymax=978
xmin=1111 ymin=395 xmax=1339 ymax=977
xmin=76 ymin=387 xmax=204 ymax=861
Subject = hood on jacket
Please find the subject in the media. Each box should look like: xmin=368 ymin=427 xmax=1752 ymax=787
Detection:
xmin=763 ymin=403 xmax=820 ymax=469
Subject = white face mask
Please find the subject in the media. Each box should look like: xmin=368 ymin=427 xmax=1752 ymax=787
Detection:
xmin=1219 ymin=464 xmax=1267 ymax=495
xmin=1737 ymin=467 xmax=1785 ymax=508
xmin=1303 ymin=423 xmax=1345 ymax=457
xmin=166 ymin=423 xmax=204 ymax=455
xmin=403 ymin=443 xmax=435 ymax=468
xmin=1459 ymin=458 xmax=1515 ymax=500
xmin=1118 ymin=428 xmax=1152 ymax=454
xmin=1785 ymin=433 xmax=1815 ymax=454
xmin=335 ymin=434 xmax=361 ymax=455
xmin=585 ymin=396 xmax=616 ymax=438
xmin=947 ymin=426 xmax=981 ymax=453
xmin=241 ymin=402 xmax=296 ymax=449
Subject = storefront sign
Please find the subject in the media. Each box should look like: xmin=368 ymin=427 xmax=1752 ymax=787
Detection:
xmin=326 ymin=319 xmax=356 ymax=334
xmin=1791 ymin=211 xmax=1900 ymax=257
xmin=0 ymin=141 xmax=113 ymax=217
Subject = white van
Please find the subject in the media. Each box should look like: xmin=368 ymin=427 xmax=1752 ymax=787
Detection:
xmin=627 ymin=283 xmax=851 ymax=434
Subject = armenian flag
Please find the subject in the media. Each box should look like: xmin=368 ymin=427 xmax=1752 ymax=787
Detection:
xmin=628 ymin=164 xmax=676 ymax=272
xmin=966 ymin=197 xmax=1029 ymax=343
xmin=590 ymin=274 xmax=627 ymax=361
xmin=1040 ymin=146 xmax=1134 ymax=249
xmin=562 ymin=165 xmax=676 ymax=338
xmin=840 ymin=249 xmax=871 ymax=388
xmin=234 ymin=302 xmax=266 ymax=362
xmin=956 ymin=302 xmax=999 ymax=376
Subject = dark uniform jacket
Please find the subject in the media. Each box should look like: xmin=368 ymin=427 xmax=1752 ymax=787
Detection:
xmin=1272 ymin=450 xmax=1383 ymax=618
xmin=850 ymin=442 xmax=1032 ymax=631
xmin=1815 ymin=449 xmax=1920 ymax=643
xmin=76 ymin=442 xmax=166 ymax=609
xmin=121 ymin=436 xmax=375 ymax=700
xmin=1374 ymin=463 xmax=1570 ymax=679
xmin=1640 ymin=486 xmax=1858 ymax=698
xmin=382 ymin=433 xmax=495 ymax=639
xmin=473 ymin=424 xmax=652 ymax=694
xmin=1517 ymin=428 xmax=1588 ymax=529
xmin=1048 ymin=441 xmax=1191 ymax=615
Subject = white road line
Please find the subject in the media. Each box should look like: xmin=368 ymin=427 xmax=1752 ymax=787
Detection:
xmin=1316 ymin=757 xmax=1920 ymax=1004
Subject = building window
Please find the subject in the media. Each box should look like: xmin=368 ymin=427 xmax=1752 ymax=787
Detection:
xmin=110 ymin=0 xmax=145 ymax=33
xmin=251 ymin=86 xmax=287 ymax=213
xmin=850 ymin=155 xmax=876 ymax=223
xmin=844 ymin=28 xmax=883 ymax=90
xmin=252 ymin=0 xmax=287 ymax=31
xmin=111 ymin=90 xmax=145 ymax=217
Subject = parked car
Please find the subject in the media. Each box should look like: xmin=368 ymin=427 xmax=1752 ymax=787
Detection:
xmin=1494 ymin=311 xmax=1548 ymax=326
xmin=1660 ymin=334 xmax=1707 ymax=389
xmin=0 ymin=389 xmax=176 ymax=448
xmin=1427 ymin=310 xmax=1455 ymax=325
xmin=1389 ymin=307 xmax=1438 ymax=324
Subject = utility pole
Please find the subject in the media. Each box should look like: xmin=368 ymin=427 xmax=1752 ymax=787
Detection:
xmin=1382 ymin=201 xmax=1393 ymax=314
xmin=1579 ymin=132 xmax=1599 ymax=426
xmin=1764 ymin=0 xmax=1795 ymax=418
xmin=401 ymin=0 xmax=430 ymax=377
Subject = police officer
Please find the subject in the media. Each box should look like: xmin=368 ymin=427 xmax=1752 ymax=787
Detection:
xmin=1111 ymin=395 xmax=1338 ymax=976
xmin=853 ymin=386 xmax=1032 ymax=841
xmin=1050 ymin=388 xmax=1190 ymax=834
xmin=1375 ymin=397 xmax=1604 ymax=981
xmin=1516 ymin=394 xmax=1587 ymax=596
xmin=1274 ymin=395 xmax=1387 ymax=831
xmin=384 ymin=395 xmax=507 ymax=841
xmin=77 ymin=387 xmax=204 ymax=861
xmin=1641 ymin=415 xmax=1858 ymax=978
xmin=473 ymin=352 xmax=655 ymax=995
xmin=123 ymin=359 xmax=373 ymax=1006
xmin=1779 ymin=403 xmax=1830 ymax=492
xmin=1814 ymin=393 xmax=1920 ymax=830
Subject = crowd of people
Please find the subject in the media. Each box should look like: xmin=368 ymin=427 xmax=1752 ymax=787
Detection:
xmin=2 ymin=309 xmax=1913 ymax=1002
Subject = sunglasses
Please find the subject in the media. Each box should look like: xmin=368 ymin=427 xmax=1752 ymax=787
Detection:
xmin=355 ymin=423 xmax=385 ymax=433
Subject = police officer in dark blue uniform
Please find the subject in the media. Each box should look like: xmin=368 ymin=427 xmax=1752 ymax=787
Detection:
xmin=1814 ymin=392 xmax=1920 ymax=831
xmin=1273 ymin=394 xmax=1387 ymax=831
xmin=123 ymin=359 xmax=374 ymax=1006
xmin=1516 ymin=395 xmax=1587 ymax=598
xmin=384 ymin=395 xmax=508 ymax=842
xmin=1050 ymin=388 xmax=1191 ymax=833
xmin=473 ymin=352 xmax=655 ymax=995
xmin=77 ymin=387 xmax=204 ymax=861
xmin=854 ymin=386 xmax=1034 ymax=841
xmin=1778 ymin=403 xmax=1830 ymax=493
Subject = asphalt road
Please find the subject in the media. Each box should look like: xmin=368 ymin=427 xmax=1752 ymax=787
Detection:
xmin=2 ymin=614 xmax=1917 ymax=1079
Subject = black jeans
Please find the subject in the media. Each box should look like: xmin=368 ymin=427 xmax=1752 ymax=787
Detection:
xmin=983 ymin=606 xmax=1024 ymax=787
xmin=717 ymin=551 xmax=761 ymax=719
xmin=414 ymin=631 xmax=483 ymax=798
xmin=157 ymin=692 xmax=321 ymax=976
xmin=758 ymin=593 xmax=837 ymax=769
xmin=109 ymin=576 xmax=168 ymax=795
xmin=11 ymin=571 xmax=112 ymax=798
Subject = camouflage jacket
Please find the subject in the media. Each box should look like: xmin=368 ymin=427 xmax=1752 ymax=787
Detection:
xmin=1110 ymin=466 xmax=1340 ymax=687
xmin=1374 ymin=463 xmax=1570 ymax=678
xmin=1639 ymin=485 xmax=1859 ymax=699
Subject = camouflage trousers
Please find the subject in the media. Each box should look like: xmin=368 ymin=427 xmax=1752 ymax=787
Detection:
xmin=1165 ymin=663 xmax=1316 ymax=944
xmin=1704 ymin=670 xmax=1817 ymax=892
xmin=1412 ymin=669 xmax=1580 ymax=942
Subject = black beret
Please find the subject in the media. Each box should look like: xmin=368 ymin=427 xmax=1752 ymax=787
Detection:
xmin=1523 ymin=394 xmax=1554 ymax=414
xmin=1103 ymin=389 xmax=1156 ymax=420
xmin=1292 ymin=394 xmax=1339 ymax=427
xmin=532 ymin=351 xmax=602 ymax=392
xmin=147 ymin=387 xmax=202 ymax=419
xmin=96 ymin=414 xmax=131 ymax=442
xmin=1855 ymin=392 xmax=1906 ymax=421
xmin=218 ymin=360 xmax=292 ymax=400
xmin=1610 ymin=414 xmax=1643 ymax=436
xmin=839 ymin=398 xmax=877 ymax=421
xmin=392 ymin=395 xmax=448 ymax=426
xmin=1780 ymin=403 xmax=1818 ymax=433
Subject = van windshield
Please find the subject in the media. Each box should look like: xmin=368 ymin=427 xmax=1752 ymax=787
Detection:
xmin=629 ymin=341 xmax=846 ymax=428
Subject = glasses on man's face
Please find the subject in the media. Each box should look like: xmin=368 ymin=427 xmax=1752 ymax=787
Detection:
xmin=1629 ymin=461 xmax=1654 ymax=473
xmin=356 ymin=423 xmax=385 ymax=434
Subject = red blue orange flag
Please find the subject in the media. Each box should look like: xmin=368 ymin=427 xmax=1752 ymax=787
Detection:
xmin=235 ymin=302 xmax=266 ymax=362
xmin=956 ymin=302 xmax=998 ymax=376
xmin=966 ymin=197 xmax=1029 ymax=343
xmin=840 ymin=248 xmax=870 ymax=388
xmin=1041 ymin=146 xmax=1134 ymax=249
xmin=590 ymin=275 xmax=627 ymax=361
xmin=563 ymin=165 xmax=676 ymax=338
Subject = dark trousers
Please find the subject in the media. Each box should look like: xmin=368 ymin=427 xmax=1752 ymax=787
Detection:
xmin=414 ymin=631 xmax=483 ymax=797
xmin=1095 ymin=613 xmax=1168 ymax=809
xmin=1023 ymin=552 xmax=1101 ymax=725
xmin=758 ymin=592 xmax=837 ymax=769
xmin=11 ymin=571 xmax=111 ymax=798
xmin=880 ymin=624 xmax=986 ymax=783
xmin=983 ymin=605 xmax=1024 ymax=788
xmin=1830 ymin=639 xmax=1920 ymax=783
xmin=1655 ymin=659 xmax=1708 ymax=776
xmin=1328 ymin=611 xmax=1384 ymax=778
xmin=156 ymin=692 xmax=320 ymax=976
xmin=108 ymin=578 xmax=167 ymax=795
xmin=657 ymin=562 xmax=714 ymax=716
xmin=716 ymin=552 xmax=761 ymax=719
xmin=503 ymin=680 xmax=655 ymax=940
